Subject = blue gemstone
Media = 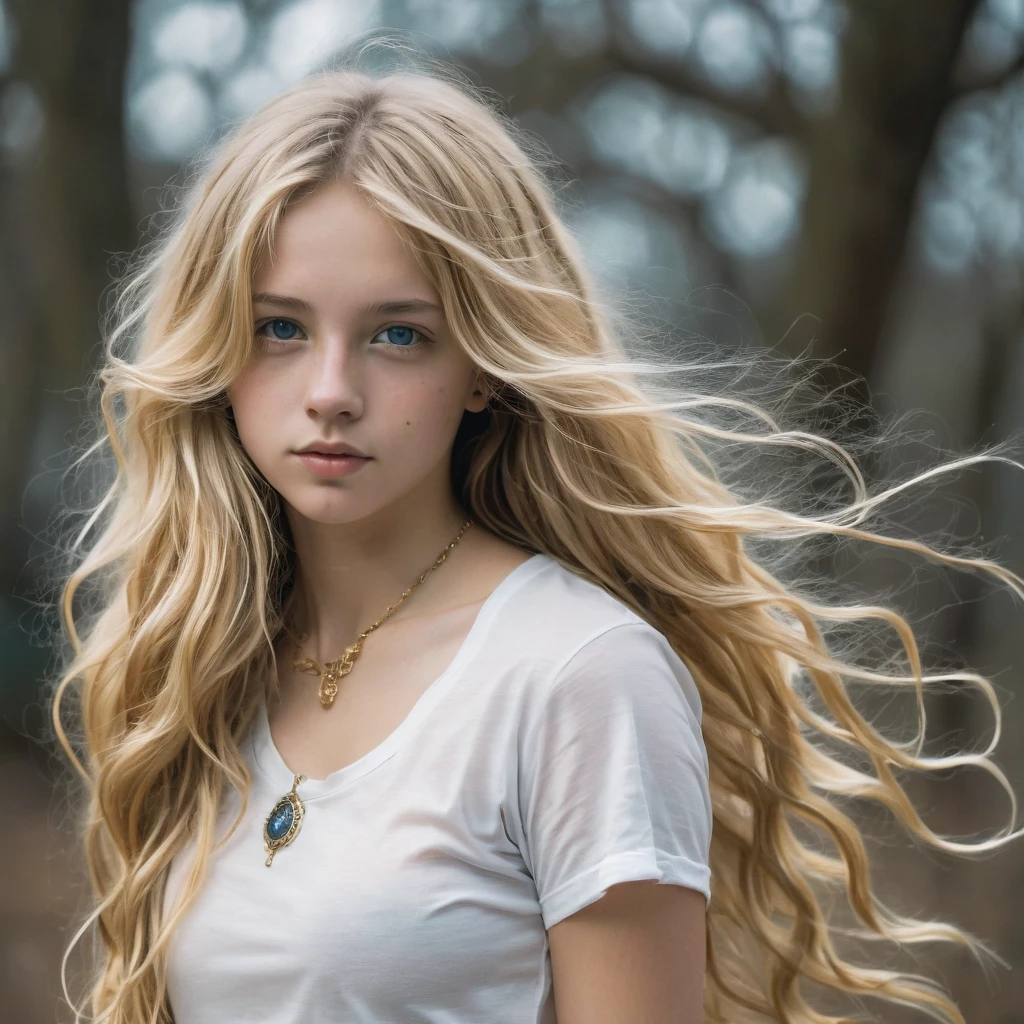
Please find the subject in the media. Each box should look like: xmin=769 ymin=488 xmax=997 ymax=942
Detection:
xmin=267 ymin=800 xmax=294 ymax=840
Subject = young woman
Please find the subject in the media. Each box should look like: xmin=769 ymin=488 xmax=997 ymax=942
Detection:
xmin=49 ymin=46 xmax=1022 ymax=1024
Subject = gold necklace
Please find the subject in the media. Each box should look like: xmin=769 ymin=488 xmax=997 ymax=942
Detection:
xmin=282 ymin=518 xmax=475 ymax=709
xmin=262 ymin=517 xmax=474 ymax=866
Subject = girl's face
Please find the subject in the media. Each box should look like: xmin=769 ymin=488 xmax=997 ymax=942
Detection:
xmin=228 ymin=181 xmax=487 ymax=526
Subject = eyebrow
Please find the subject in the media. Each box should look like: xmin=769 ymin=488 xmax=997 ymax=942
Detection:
xmin=251 ymin=292 xmax=445 ymax=317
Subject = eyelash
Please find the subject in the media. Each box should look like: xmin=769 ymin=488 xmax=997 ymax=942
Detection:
xmin=253 ymin=318 xmax=432 ymax=354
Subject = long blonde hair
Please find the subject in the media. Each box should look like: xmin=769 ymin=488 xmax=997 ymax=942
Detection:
xmin=48 ymin=40 xmax=1024 ymax=1024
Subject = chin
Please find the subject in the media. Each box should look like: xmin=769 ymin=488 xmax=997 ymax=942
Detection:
xmin=285 ymin=483 xmax=401 ymax=524
xmin=286 ymin=498 xmax=372 ymax=526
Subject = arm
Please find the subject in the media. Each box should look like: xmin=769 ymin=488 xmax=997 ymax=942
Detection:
xmin=548 ymin=878 xmax=706 ymax=1024
xmin=518 ymin=621 xmax=713 ymax=1022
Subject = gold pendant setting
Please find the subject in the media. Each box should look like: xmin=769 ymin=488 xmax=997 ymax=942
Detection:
xmin=295 ymin=639 xmax=364 ymax=708
xmin=263 ymin=773 xmax=307 ymax=866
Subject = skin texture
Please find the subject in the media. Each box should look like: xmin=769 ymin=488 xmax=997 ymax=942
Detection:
xmin=547 ymin=880 xmax=707 ymax=1024
xmin=228 ymin=179 xmax=498 ymax=657
xmin=228 ymin=180 xmax=707 ymax=1021
xmin=226 ymin=180 xmax=537 ymax=782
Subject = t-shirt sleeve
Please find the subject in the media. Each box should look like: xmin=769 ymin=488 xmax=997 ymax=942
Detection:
xmin=518 ymin=620 xmax=712 ymax=931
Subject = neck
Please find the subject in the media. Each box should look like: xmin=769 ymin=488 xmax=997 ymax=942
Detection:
xmin=283 ymin=492 xmax=474 ymax=663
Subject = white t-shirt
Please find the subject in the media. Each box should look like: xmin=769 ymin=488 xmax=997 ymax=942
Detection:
xmin=164 ymin=551 xmax=712 ymax=1023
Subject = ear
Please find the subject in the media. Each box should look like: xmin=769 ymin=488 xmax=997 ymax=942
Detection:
xmin=466 ymin=376 xmax=490 ymax=414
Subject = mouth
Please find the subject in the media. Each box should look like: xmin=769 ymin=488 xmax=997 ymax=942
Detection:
xmin=294 ymin=451 xmax=372 ymax=478
xmin=298 ymin=451 xmax=371 ymax=459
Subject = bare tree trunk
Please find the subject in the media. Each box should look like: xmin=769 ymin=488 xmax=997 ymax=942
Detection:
xmin=772 ymin=0 xmax=982 ymax=385
xmin=0 ymin=0 xmax=135 ymax=591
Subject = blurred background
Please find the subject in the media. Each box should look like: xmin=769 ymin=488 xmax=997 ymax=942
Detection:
xmin=2 ymin=0 xmax=1023 ymax=1021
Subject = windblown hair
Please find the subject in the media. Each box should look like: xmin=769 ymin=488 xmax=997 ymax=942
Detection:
xmin=47 ymin=40 xmax=1023 ymax=1024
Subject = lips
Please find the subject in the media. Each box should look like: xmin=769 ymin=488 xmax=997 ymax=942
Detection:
xmin=295 ymin=450 xmax=372 ymax=478
xmin=304 ymin=451 xmax=368 ymax=458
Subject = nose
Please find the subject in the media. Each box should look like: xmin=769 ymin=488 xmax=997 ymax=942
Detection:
xmin=303 ymin=335 xmax=365 ymax=421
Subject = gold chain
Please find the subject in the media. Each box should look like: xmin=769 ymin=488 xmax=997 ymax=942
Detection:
xmin=281 ymin=518 xmax=475 ymax=708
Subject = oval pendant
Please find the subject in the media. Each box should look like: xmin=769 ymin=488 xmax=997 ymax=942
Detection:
xmin=263 ymin=774 xmax=307 ymax=866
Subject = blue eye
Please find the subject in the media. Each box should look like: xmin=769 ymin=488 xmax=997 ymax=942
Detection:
xmin=256 ymin=318 xmax=303 ymax=342
xmin=372 ymin=325 xmax=428 ymax=351
xmin=253 ymin=318 xmax=430 ymax=353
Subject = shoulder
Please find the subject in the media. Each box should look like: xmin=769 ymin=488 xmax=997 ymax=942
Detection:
xmin=512 ymin=593 xmax=713 ymax=931
xmin=524 ymin=617 xmax=703 ymax=745
xmin=503 ymin=553 xmax=654 ymax=656
xmin=489 ymin=554 xmax=701 ymax=732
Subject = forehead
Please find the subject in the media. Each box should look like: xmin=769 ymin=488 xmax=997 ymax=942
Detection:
xmin=253 ymin=182 xmax=436 ymax=299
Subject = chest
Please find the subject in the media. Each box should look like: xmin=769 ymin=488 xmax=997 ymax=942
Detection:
xmin=267 ymin=600 xmax=486 ymax=781
xmin=165 ymin=734 xmax=553 ymax=1024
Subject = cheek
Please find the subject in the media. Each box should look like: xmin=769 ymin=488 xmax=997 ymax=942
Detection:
xmin=228 ymin=365 xmax=262 ymax=412
xmin=228 ymin=372 xmax=284 ymax=449
xmin=381 ymin=377 xmax=469 ymax=439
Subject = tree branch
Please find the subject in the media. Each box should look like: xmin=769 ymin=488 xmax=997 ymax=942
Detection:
xmin=600 ymin=0 xmax=809 ymax=139
xmin=569 ymin=152 xmax=705 ymax=224
xmin=951 ymin=47 xmax=1024 ymax=97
